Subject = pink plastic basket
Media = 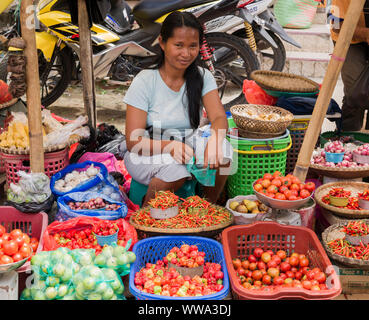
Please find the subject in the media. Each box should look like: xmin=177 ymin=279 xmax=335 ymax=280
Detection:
xmin=1 ymin=148 xmax=70 ymax=185
xmin=0 ymin=206 xmax=48 ymax=273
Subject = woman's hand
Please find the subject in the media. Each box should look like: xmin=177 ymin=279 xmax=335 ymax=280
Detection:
xmin=169 ymin=141 xmax=195 ymax=164
xmin=203 ymin=135 xmax=224 ymax=169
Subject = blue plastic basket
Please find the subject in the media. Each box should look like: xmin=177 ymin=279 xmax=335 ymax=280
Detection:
xmin=325 ymin=151 xmax=344 ymax=163
xmin=129 ymin=236 xmax=230 ymax=300
xmin=94 ymin=229 xmax=119 ymax=246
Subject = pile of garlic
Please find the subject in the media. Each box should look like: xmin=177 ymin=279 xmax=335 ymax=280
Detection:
xmin=54 ymin=164 xmax=100 ymax=193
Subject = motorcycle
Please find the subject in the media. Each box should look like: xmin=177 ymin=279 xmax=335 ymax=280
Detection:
xmin=0 ymin=0 xmax=261 ymax=111
xmin=204 ymin=0 xmax=301 ymax=71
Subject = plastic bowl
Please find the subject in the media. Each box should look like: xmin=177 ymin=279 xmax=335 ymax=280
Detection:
xmin=0 ymin=249 xmax=33 ymax=274
xmin=325 ymin=152 xmax=345 ymax=164
xmin=150 ymin=206 xmax=179 ymax=220
xmin=359 ymin=198 xmax=369 ymax=210
xmin=329 ymin=195 xmax=349 ymax=207
xmin=94 ymin=229 xmax=119 ymax=246
xmin=253 ymin=183 xmax=313 ymax=210
xmin=353 ymin=152 xmax=369 ymax=164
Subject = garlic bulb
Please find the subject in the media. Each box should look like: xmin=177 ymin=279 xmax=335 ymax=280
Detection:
xmin=86 ymin=164 xmax=99 ymax=177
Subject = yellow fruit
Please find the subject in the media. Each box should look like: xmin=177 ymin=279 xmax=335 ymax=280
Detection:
xmin=236 ymin=205 xmax=248 ymax=213
xmin=229 ymin=201 xmax=239 ymax=211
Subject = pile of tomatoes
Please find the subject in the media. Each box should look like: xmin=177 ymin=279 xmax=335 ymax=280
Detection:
xmin=232 ymin=248 xmax=328 ymax=291
xmin=165 ymin=244 xmax=205 ymax=268
xmin=0 ymin=226 xmax=39 ymax=265
xmin=92 ymin=220 xmax=119 ymax=237
xmin=253 ymin=171 xmax=315 ymax=201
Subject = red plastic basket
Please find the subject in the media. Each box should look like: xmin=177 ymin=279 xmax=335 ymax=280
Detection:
xmin=221 ymin=222 xmax=342 ymax=300
xmin=1 ymin=147 xmax=70 ymax=185
xmin=0 ymin=206 xmax=48 ymax=273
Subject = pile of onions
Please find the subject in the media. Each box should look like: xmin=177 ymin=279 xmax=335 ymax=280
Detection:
xmin=68 ymin=198 xmax=121 ymax=211
xmin=354 ymin=144 xmax=369 ymax=156
xmin=324 ymin=141 xmax=345 ymax=154
xmin=311 ymin=149 xmax=369 ymax=168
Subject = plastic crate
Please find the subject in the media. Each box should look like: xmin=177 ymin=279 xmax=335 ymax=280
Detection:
xmin=227 ymin=136 xmax=291 ymax=198
xmin=286 ymin=118 xmax=310 ymax=174
xmin=1 ymin=147 xmax=69 ymax=186
xmin=129 ymin=236 xmax=230 ymax=300
xmin=320 ymin=131 xmax=369 ymax=147
xmin=0 ymin=206 xmax=48 ymax=273
xmin=221 ymin=222 xmax=342 ymax=300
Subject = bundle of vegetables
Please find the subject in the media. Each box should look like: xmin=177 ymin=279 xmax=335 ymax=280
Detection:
xmin=68 ymin=197 xmax=121 ymax=211
xmin=54 ymin=164 xmax=100 ymax=193
xmin=43 ymin=217 xmax=138 ymax=253
xmin=327 ymin=238 xmax=369 ymax=260
xmin=148 ymin=191 xmax=179 ymax=210
xmin=21 ymin=247 xmax=126 ymax=300
xmin=342 ymin=221 xmax=369 ymax=236
xmin=133 ymin=201 xmax=231 ymax=229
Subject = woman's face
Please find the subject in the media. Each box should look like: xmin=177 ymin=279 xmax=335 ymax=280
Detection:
xmin=159 ymin=26 xmax=200 ymax=71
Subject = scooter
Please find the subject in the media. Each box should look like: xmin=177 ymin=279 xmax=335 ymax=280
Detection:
xmin=0 ymin=0 xmax=263 ymax=110
xmin=204 ymin=0 xmax=301 ymax=71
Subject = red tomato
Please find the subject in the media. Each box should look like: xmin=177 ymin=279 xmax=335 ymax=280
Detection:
xmin=0 ymin=225 xmax=5 ymax=237
xmin=241 ymin=260 xmax=250 ymax=270
xmin=249 ymin=262 xmax=257 ymax=271
xmin=276 ymin=250 xmax=287 ymax=260
xmin=271 ymin=255 xmax=281 ymax=265
xmin=273 ymin=276 xmax=284 ymax=286
xmin=288 ymin=195 xmax=298 ymax=201
xmin=292 ymin=177 xmax=301 ymax=185
xmin=279 ymin=185 xmax=288 ymax=194
xmin=262 ymin=274 xmax=272 ymax=285
xmin=19 ymin=244 xmax=32 ymax=259
xmin=275 ymin=193 xmax=286 ymax=200
xmin=300 ymin=189 xmax=311 ymax=199
xmin=280 ymin=262 xmax=291 ymax=273
xmin=304 ymin=182 xmax=316 ymax=192
xmin=13 ymin=236 xmax=24 ymax=248
xmin=22 ymin=234 xmax=30 ymax=244
xmin=263 ymin=173 xmax=273 ymax=181
xmin=273 ymin=171 xmax=282 ymax=178
xmin=237 ymin=267 xmax=246 ymax=276
xmin=267 ymin=260 xmax=278 ymax=269
xmin=10 ymin=229 xmax=23 ymax=239
xmin=295 ymin=271 xmax=303 ymax=280
xmin=302 ymin=280 xmax=312 ymax=290
xmin=299 ymin=257 xmax=309 ymax=268
xmin=289 ymin=256 xmax=299 ymax=267
xmin=267 ymin=185 xmax=278 ymax=194
xmin=284 ymin=190 xmax=292 ymax=200
xmin=261 ymin=179 xmax=271 ymax=189
xmin=290 ymin=189 xmax=299 ymax=197
xmin=0 ymin=255 xmax=13 ymax=265
xmin=290 ymin=183 xmax=300 ymax=191
xmin=30 ymin=242 xmax=38 ymax=252
xmin=268 ymin=268 xmax=280 ymax=278
xmin=315 ymin=272 xmax=327 ymax=284
xmin=255 ymin=178 xmax=263 ymax=185
xmin=286 ymin=271 xmax=295 ymax=279
xmin=281 ymin=177 xmax=292 ymax=187
xmin=2 ymin=233 xmax=10 ymax=241
xmin=12 ymin=253 xmax=23 ymax=262
xmin=261 ymin=252 xmax=271 ymax=263
xmin=254 ymin=183 xmax=263 ymax=192
xmin=252 ymin=270 xmax=263 ymax=281
xmin=253 ymin=248 xmax=264 ymax=258
xmin=271 ymin=178 xmax=282 ymax=188
xmin=248 ymin=255 xmax=257 ymax=263
xmin=257 ymin=261 xmax=266 ymax=270
xmin=2 ymin=240 xmax=18 ymax=256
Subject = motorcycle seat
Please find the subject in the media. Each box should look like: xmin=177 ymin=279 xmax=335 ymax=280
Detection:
xmin=132 ymin=0 xmax=217 ymax=22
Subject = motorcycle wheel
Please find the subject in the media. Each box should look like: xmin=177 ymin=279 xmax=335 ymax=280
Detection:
xmin=0 ymin=47 xmax=73 ymax=107
xmin=205 ymin=32 xmax=260 ymax=112
xmin=233 ymin=29 xmax=286 ymax=71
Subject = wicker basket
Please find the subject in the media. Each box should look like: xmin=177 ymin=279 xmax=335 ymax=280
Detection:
xmin=309 ymin=163 xmax=369 ymax=179
xmin=230 ymin=104 xmax=293 ymax=134
xmin=315 ymin=181 xmax=369 ymax=219
xmin=251 ymin=70 xmax=320 ymax=93
xmin=322 ymin=221 xmax=369 ymax=270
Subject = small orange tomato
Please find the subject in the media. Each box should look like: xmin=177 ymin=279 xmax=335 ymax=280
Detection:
xmin=267 ymin=185 xmax=278 ymax=194
xmin=271 ymin=178 xmax=282 ymax=188
xmin=261 ymin=179 xmax=271 ymax=189
xmin=263 ymin=173 xmax=273 ymax=180
xmin=254 ymin=183 xmax=263 ymax=192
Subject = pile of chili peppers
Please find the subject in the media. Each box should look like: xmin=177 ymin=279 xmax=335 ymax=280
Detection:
xmin=322 ymin=194 xmax=361 ymax=210
xmin=329 ymin=187 xmax=351 ymax=198
xmin=148 ymin=191 xmax=179 ymax=210
xmin=327 ymin=238 xmax=369 ymax=260
xmin=358 ymin=190 xmax=369 ymax=201
xmin=134 ymin=196 xmax=232 ymax=229
xmin=342 ymin=220 xmax=369 ymax=236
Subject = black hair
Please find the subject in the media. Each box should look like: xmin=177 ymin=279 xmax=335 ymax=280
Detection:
xmin=155 ymin=11 xmax=204 ymax=129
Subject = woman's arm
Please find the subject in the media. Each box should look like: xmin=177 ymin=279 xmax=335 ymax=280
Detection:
xmin=201 ymin=89 xmax=229 ymax=168
xmin=125 ymin=104 xmax=194 ymax=163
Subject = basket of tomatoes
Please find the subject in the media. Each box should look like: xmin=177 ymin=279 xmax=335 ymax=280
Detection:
xmin=222 ymin=222 xmax=342 ymax=300
xmin=252 ymin=171 xmax=315 ymax=210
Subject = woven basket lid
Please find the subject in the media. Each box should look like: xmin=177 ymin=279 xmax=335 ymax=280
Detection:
xmin=251 ymin=70 xmax=320 ymax=93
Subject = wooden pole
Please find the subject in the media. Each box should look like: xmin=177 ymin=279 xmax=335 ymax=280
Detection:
xmin=20 ymin=0 xmax=44 ymax=173
xmin=293 ymin=0 xmax=366 ymax=182
xmin=78 ymin=0 xmax=97 ymax=129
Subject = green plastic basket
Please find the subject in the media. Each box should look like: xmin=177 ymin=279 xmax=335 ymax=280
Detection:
xmin=227 ymin=117 xmax=291 ymax=152
xmin=319 ymin=131 xmax=369 ymax=148
xmin=227 ymin=135 xmax=292 ymax=198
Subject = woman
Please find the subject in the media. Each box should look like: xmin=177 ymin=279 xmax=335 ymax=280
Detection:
xmin=124 ymin=11 xmax=233 ymax=206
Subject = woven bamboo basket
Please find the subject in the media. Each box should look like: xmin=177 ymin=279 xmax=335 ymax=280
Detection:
xmin=309 ymin=163 xmax=369 ymax=179
xmin=322 ymin=220 xmax=369 ymax=269
xmin=251 ymin=70 xmax=320 ymax=93
xmin=129 ymin=205 xmax=234 ymax=239
xmin=315 ymin=181 xmax=369 ymax=219
xmin=230 ymin=104 xmax=293 ymax=134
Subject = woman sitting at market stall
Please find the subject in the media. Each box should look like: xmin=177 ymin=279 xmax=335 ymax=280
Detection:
xmin=123 ymin=11 xmax=233 ymax=206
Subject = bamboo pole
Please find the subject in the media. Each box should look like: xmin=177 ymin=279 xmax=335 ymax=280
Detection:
xmin=293 ymin=0 xmax=366 ymax=182
xmin=20 ymin=0 xmax=44 ymax=173
xmin=77 ymin=0 xmax=97 ymax=129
